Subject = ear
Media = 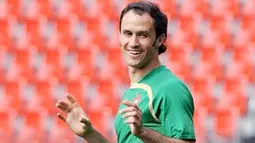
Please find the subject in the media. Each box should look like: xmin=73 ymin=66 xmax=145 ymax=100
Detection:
xmin=155 ymin=34 xmax=166 ymax=48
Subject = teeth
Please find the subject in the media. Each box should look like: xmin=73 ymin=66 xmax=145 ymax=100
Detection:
xmin=128 ymin=50 xmax=142 ymax=55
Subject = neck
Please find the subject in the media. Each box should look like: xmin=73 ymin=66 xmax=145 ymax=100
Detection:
xmin=128 ymin=58 xmax=161 ymax=83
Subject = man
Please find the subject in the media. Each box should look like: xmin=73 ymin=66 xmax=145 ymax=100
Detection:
xmin=56 ymin=1 xmax=196 ymax=143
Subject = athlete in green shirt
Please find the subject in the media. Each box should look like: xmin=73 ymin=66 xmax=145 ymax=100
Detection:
xmin=56 ymin=1 xmax=196 ymax=143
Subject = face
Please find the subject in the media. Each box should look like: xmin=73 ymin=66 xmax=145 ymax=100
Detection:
xmin=120 ymin=10 xmax=159 ymax=69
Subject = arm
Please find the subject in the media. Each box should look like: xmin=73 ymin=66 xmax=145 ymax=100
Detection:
xmin=120 ymin=81 xmax=196 ymax=143
xmin=82 ymin=129 xmax=114 ymax=143
xmin=56 ymin=94 xmax=114 ymax=143
xmin=138 ymin=127 xmax=195 ymax=143
xmin=120 ymin=100 xmax=195 ymax=143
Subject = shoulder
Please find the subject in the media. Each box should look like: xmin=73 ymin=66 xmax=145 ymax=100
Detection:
xmin=158 ymin=73 xmax=194 ymax=109
xmin=159 ymin=71 xmax=192 ymax=96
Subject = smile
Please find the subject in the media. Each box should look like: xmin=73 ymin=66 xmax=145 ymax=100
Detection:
xmin=127 ymin=49 xmax=143 ymax=55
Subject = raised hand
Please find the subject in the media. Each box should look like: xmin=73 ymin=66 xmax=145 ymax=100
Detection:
xmin=56 ymin=93 xmax=93 ymax=137
xmin=119 ymin=100 xmax=144 ymax=137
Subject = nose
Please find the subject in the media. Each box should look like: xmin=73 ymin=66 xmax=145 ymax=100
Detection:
xmin=129 ymin=35 xmax=140 ymax=48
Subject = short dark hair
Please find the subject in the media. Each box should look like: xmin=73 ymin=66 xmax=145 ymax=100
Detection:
xmin=119 ymin=1 xmax=168 ymax=55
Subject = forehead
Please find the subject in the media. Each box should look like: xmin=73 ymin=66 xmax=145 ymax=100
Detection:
xmin=121 ymin=10 xmax=155 ymax=32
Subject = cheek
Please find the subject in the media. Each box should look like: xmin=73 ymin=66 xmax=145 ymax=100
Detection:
xmin=120 ymin=37 xmax=128 ymax=48
xmin=141 ymin=40 xmax=156 ymax=52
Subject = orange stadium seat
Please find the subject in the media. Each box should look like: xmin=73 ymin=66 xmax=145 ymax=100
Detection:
xmin=0 ymin=67 xmax=5 ymax=83
xmin=13 ymin=48 xmax=31 ymax=69
xmin=179 ymin=15 xmax=201 ymax=35
xmin=23 ymin=19 xmax=43 ymax=48
xmin=169 ymin=27 xmax=200 ymax=49
xmin=214 ymin=107 xmax=237 ymax=138
xmin=200 ymin=45 xmax=224 ymax=66
xmin=168 ymin=45 xmax=192 ymax=65
xmin=37 ymin=0 xmax=53 ymax=18
xmin=167 ymin=62 xmax=193 ymax=84
xmin=66 ymin=79 xmax=87 ymax=110
xmin=0 ymin=47 xmax=6 ymax=66
xmin=158 ymin=0 xmax=177 ymax=18
xmin=75 ymin=48 xmax=97 ymax=82
xmin=241 ymin=16 xmax=255 ymax=31
xmin=0 ymin=35 xmax=12 ymax=51
xmin=224 ymin=77 xmax=247 ymax=95
xmin=193 ymin=110 xmax=207 ymax=143
xmin=0 ymin=0 xmax=8 ymax=19
xmin=241 ymin=0 xmax=255 ymax=19
xmin=87 ymin=109 xmax=108 ymax=137
xmin=0 ymin=19 xmax=9 ymax=37
xmin=32 ymin=80 xmax=55 ymax=114
xmin=210 ymin=0 xmax=241 ymax=18
xmin=69 ymin=0 xmax=86 ymax=18
xmin=76 ymin=47 xmax=94 ymax=65
xmin=242 ymin=62 xmax=255 ymax=82
xmin=45 ymin=48 xmax=66 ymax=81
xmin=0 ymin=112 xmax=14 ymax=142
xmin=106 ymin=47 xmax=124 ymax=67
xmin=232 ymin=46 xmax=253 ymax=63
xmin=7 ymin=0 xmax=20 ymax=18
xmin=45 ymin=48 xmax=63 ymax=66
xmin=193 ymin=60 xmax=224 ymax=82
xmin=97 ymin=79 xmax=120 ymax=114
xmin=96 ymin=0 xmax=119 ymax=22
xmin=195 ymin=0 xmax=210 ymax=18
xmin=221 ymin=77 xmax=248 ymax=116
xmin=18 ymin=112 xmax=46 ymax=142
xmin=202 ymin=28 xmax=231 ymax=49
xmin=228 ymin=0 xmax=241 ymax=17
xmin=222 ymin=91 xmax=248 ymax=116
xmin=56 ymin=18 xmax=71 ymax=37
xmin=105 ymin=46 xmax=130 ymax=83
xmin=2 ymin=80 xmax=23 ymax=114
xmin=178 ymin=0 xmax=203 ymax=21
xmin=192 ymin=78 xmax=216 ymax=114
xmin=97 ymin=79 xmax=116 ymax=100
xmin=48 ymin=118 xmax=76 ymax=143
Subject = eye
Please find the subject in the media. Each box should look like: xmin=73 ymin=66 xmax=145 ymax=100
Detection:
xmin=123 ymin=31 xmax=132 ymax=37
xmin=139 ymin=33 xmax=148 ymax=39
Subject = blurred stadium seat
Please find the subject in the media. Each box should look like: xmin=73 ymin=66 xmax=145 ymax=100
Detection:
xmin=0 ymin=111 xmax=14 ymax=142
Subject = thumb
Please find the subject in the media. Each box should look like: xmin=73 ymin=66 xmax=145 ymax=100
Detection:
xmin=80 ymin=117 xmax=91 ymax=126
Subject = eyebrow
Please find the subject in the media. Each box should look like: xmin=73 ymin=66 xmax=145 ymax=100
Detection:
xmin=122 ymin=29 xmax=150 ymax=35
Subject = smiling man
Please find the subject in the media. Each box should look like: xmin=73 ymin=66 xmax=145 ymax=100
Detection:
xmin=56 ymin=1 xmax=196 ymax=143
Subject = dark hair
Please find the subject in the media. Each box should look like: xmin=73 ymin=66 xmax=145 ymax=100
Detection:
xmin=119 ymin=1 xmax=168 ymax=55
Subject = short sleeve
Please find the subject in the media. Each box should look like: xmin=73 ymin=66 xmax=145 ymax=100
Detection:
xmin=160 ymin=80 xmax=196 ymax=140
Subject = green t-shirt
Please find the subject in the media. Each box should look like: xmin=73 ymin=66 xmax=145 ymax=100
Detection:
xmin=114 ymin=65 xmax=196 ymax=143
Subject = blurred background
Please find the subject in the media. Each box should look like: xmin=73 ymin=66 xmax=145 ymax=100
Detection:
xmin=0 ymin=0 xmax=254 ymax=142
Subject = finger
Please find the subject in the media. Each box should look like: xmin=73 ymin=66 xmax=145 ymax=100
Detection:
xmin=57 ymin=113 xmax=66 ymax=122
xmin=119 ymin=106 xmax=137 ymax=114
xmin=124 ymin=117 xmax=135 ymax=124
xmin=66 ymin=93 xmax=77 ymax=104
xmin=122 ymin=100 xmax=134 ymax=106
xmin=56 ymin=103 xmax=69 ymax=114
xmin=122 ymin=111 xmax=141 ymax=119
xmin=57 ymin=100 xmax=70 ymax=108
xmin=80 ymin=117 xmax=91 ymax=126
xmin=122 ymin=100 xmax=140 ymax=110
xmin=119 ymin=106 xmax=142 ymax=115
xmin=124 ymin=117 xmax=140 ymax=126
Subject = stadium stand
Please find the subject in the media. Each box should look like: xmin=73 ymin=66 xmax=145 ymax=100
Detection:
xmin=0 ymin=0 xmax=254 ymax=142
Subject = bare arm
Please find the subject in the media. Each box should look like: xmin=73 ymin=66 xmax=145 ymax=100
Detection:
xmin=81 ymin=127 xmax=114 ymax=143
xmin=138 ymin=127 xmax=195 ymax=143
xmin=56 ymin=94 xmax=114 ymax=143
xmin=120 ymin=100 xmax=195 ymax=143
